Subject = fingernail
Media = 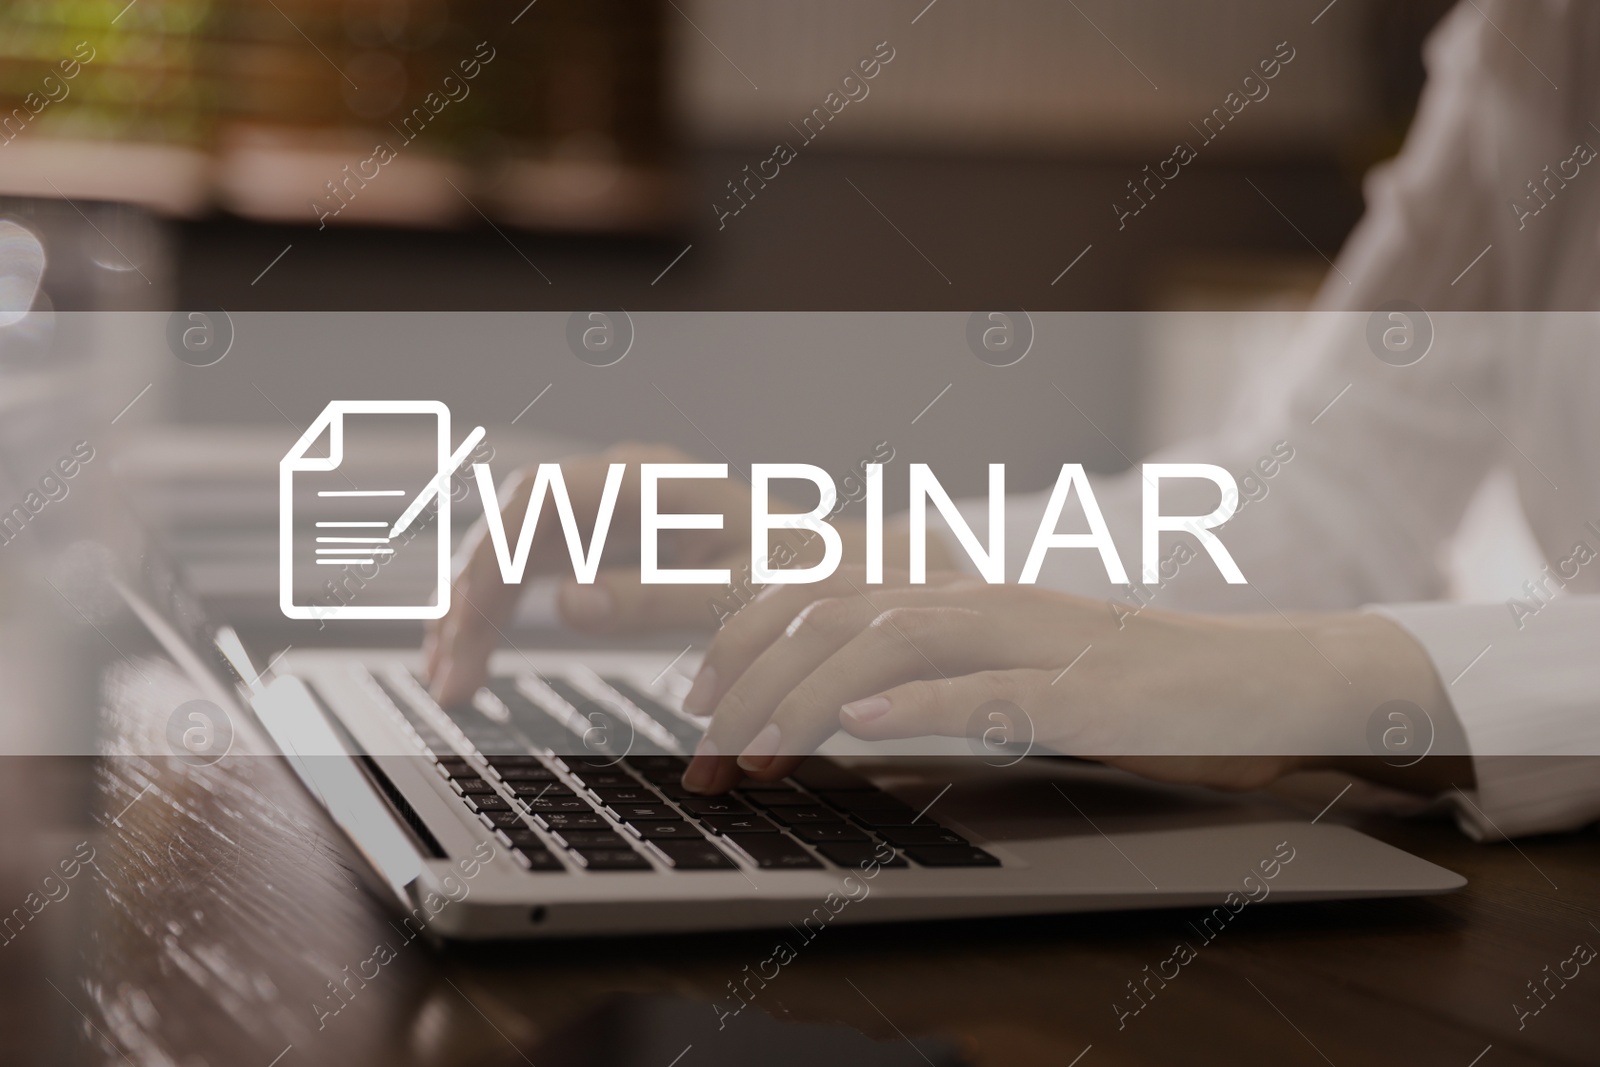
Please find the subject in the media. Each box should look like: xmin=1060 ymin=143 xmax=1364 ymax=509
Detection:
xmin=561 ymin=582 xmax=613 ymax=628
xmin=682 ymin=736 xmax=718 ymax=793
xmin=738 ymin=723 xmax=782 ymax=773
xmin=683 ymin=666 xmax=717 ymax=716
xmin=841 ymin=696 xmax=892 ymax=724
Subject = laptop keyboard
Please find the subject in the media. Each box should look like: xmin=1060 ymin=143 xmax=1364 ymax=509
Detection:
xmin=368 ymin=669 xmax=1001 ymax=875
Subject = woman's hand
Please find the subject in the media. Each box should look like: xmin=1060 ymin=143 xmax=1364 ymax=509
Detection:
xmin=680 ymin=568 xmax=1466 ymax=796
xmin=425 ymin=445 xmax=919 ymax=705
xmin=427 ymin=443 xmax=748 ymax=703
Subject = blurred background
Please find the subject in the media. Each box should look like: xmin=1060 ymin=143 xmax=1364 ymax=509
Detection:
xmin=3 ymin=0 xmax=1538 ymax=648
xmin=0 ymin=0 xmax=1454 ymax=311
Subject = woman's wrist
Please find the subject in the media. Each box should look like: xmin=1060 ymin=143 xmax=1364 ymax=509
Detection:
xmin=1296 ymin=612 xmax=1474 ymax=794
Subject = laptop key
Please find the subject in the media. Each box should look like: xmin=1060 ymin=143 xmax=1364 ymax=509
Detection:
xmin=789 ymin=761 xmax=877 ymax=792
xmin=468 ymin=795 xmax=513 ymax=813
xmin=555 ymin=830 xmax=630 ymax=849
xmin=609 ymin=803 xmax=681 ymax=822
xmin=485 ymin=754 xmax=546 ymax=770
xmin=485 ymin=810 xmax=531 ymax=829
xmin=508 ymin=781 xmax=576 ymax=800
xmin=878 ymin=826 xmax=969 ymax=847
xmin=738 ymin=780 xmax=804 ymax=795
xmin=792 ymin=824 xmax=870 ymax=844
xmin=494 ymin=765 xmax=560 ymax=783
xmin=819 ymin=791 xmax=916 ymax=813
xmin=454 ymin=778 xmax=498 ymax=795
xmin=624 ymin=756 xmax=689 ymax=783
xmin=523 ymin=797 xmax=594 ymax=813
xmin=743 ymin=791 xmax=817 ymax=808
xmin=727 ymin=833 xmax=823 ymax=869
xmin=570 ymin=770 xmax=636 ymax=788
xmin=539 ymin=812 xmax=609 ymax=831
xmin=591 ymin=787 xmax=661 ymax=805
xmin=627 ymin=755 xmax=688 ymax=772
xmin=630 ymin=820 xmax=701 ymax=840
xmin=701 ymin=814 xmax=777 ymax=835
xmin=679 ymin=796 xmax=752 ymax=817
xmin=815 ymin=843 xmax=909 ymax=869
xmin=905 ymin=846 xmax=1000 ymax=868
xmin=634 ymin=767 xmax=692 ymax=787
xmin=655 ymin=840 xmax=737 ymax=870
xmin=615 ymin=735 xmax=675 ymax=758
xmin=846 ymin=808 xmax=927 ymax=828
xmin=505 ymin=829 xmax=547 ymax=850
xmin=766 ymin=806 xmax=844 ymax=827
xmin=517 ymin=848 xmax=567 ymax=872
xmin=574 ymin=847 xmax=652 ymax=871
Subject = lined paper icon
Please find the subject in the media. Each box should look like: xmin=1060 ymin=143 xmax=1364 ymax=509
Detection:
xmin=280 ymin=401 xmax=484 ymax=621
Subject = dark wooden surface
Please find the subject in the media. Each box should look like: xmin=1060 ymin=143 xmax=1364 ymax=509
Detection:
xmin=5 ymin=655 xmax=1598 ymax=1067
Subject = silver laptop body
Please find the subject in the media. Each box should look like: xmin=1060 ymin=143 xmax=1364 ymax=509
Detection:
xmin=239 ymin=644 xmax=1464 ymax=940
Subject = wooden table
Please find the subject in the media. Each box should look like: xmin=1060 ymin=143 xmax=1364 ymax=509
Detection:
xmin=5 ymin=655 xmax=1597 ymax=1067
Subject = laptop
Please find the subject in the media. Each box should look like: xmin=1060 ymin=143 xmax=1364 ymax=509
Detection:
xmin=101 ymin=493 xmax=1466 ymax=941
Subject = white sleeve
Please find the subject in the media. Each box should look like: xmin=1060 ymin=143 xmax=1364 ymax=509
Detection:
xmin=1373 ymin=599 xmax=1600 ymax=841
xmin=931 ymin=2 xmax=1600 ymax=839
xmin=934 ymin=1 xmax=1510 ymax=613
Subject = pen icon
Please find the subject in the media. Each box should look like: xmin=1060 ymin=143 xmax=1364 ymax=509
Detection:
xmin=390 ymin=425 xmax=487 ymax=539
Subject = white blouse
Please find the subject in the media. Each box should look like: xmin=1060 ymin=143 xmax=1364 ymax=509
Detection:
xmin=943 ymin=0 xmax=1600 ymax=840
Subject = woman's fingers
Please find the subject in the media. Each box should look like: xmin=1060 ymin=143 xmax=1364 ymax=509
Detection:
xmin=429 ymin=576 xmax=523 ymax=704
xmin=683 ymin=597 xmax=1029 ymax=793
xmin=683 ymin=582 xmax=849 ymax=715
xmin=682 ymin=594 xmax=882 ymax=793
xmin=683 ymin=569 xmax=972 ymax=716
xmin=429 ymin=479 xmax=533 ymax=703
xmin=839 ymin=668 xmax=1057 ymax=743
xmin=427 ymin=444 xmax=706 ymax=703
xmin=428 ymin=464 xmax=555 ymax=703
xmin=738 ymin=606 xmax=1020 ymax=783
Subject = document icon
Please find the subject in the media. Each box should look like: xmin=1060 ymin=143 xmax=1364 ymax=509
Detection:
xmin=280 ymin=401 xmax=485 ymax=621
